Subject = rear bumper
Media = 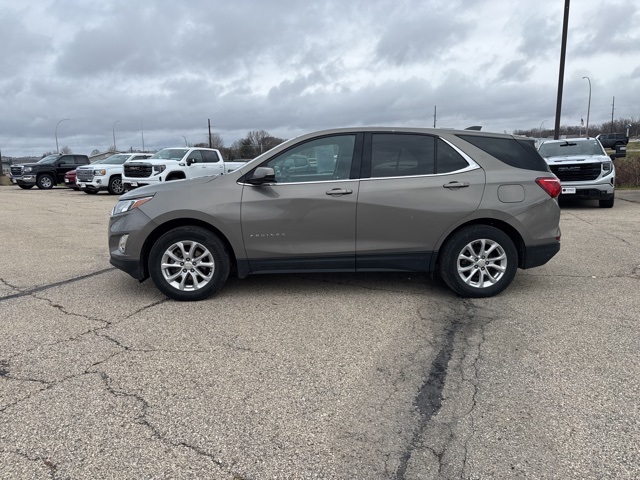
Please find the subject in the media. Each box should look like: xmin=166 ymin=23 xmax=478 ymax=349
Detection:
xmin=522 ymin=242 xmax=560 ymax=269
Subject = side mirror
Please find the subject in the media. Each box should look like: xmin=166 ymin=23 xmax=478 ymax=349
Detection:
xmin=185 ymin=158 xmax=194 ymax=166
xmin=246 ymin=167 xmax=276 ymax=185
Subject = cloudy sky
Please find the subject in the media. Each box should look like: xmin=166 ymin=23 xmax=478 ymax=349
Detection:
xmin=1 ymin=0 xmax=639 ymax=157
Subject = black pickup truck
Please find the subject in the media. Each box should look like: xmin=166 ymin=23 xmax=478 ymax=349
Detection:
xmin=10 ymin=154 xmax=90 ymax=189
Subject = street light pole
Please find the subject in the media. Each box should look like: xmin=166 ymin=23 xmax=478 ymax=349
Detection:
xmin=539 ymin=120 xmax=546 ymax=139
xmin=112 ymin=120 xmax=120 ymax=152
xmin=582 ymin=76 xmax=591 ymax=138
xmin=55 ymin=118 xmax=70 ymax=153
xmin=182 ymin=135 xmax=188 ymax=147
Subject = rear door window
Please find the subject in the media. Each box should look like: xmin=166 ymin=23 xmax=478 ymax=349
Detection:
xmin=369 ymin=133 xmax=435 ymax=178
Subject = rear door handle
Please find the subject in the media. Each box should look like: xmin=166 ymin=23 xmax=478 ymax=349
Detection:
xmin=443 ymin=181 xmax=470 ymax=189
xmin=326 ymin=188 xmax=353 ymax=196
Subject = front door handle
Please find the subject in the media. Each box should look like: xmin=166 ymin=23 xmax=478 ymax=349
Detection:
xmin=443 ymin=181 xmax=470 ymax=189
xmin=326 ymin=188 xmax=353 ymax=196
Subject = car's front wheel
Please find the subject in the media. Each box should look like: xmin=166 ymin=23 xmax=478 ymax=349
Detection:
xmin=439 ymin=225 xmax=518 ymax=298
xmin=108 ymin=176 xmax=124 ymax=195
xmin=36 ymin=174 xmax=54 ymax=189
xmin=149 ymin=226 xmax=230 ymax=301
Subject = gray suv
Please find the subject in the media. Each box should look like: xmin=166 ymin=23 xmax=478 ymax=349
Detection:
xmin=109 ymin=128 xmax=562 ymax=301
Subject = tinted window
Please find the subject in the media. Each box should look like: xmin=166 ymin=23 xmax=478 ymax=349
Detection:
xmin=265 ymin=134 xmax=356 ymax=183
xmin=201 ymin=150 xmax=220 ymax=163
xmin=371 ymin=134 xmax=435 ymax=178
xmin=436 ymin=139 xmax=469 ymax=173
xmin=457 ymin=134 xmax=549 ymax=172
xmin=187 ymin=150 xmax=203 ymax=163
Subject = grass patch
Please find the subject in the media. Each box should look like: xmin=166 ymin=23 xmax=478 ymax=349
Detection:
xmin=614 ymin=151 xmax=640 ymax=188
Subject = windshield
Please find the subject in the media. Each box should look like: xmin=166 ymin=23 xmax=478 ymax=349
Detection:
xmin=37 ymin=155 xmax=60 ymax=164
xmin=538 ymin=140 xmax=605 ymax=158
xmin=102 ymin=154 xmax=131 ymax=165
xmin=151 ymin=149 xmax=188 ymax=160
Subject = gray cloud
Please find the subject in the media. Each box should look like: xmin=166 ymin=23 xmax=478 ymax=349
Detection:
xmin=1 ymin=0 xmax=639 ymax=157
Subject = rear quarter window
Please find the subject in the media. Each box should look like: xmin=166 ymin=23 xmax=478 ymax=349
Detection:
xmin=456 ymin=135 xmax=549 ymax=172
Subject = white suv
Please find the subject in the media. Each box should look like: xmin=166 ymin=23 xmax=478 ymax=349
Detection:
xmin=76 ymin=153 xmax=152 ymax=195
xmin=538 ymin=138 xmax=615 ymax=208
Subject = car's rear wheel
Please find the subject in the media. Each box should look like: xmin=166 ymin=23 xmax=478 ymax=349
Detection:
xmin=149 ymin=226 xmax=230 ymax=301
xmin=108 ymin=176 xmax=124 ymax=195
xmin=439 ymin=225 xmax=518 ymax=298
xmin=36 ymin=174 xmax=54 ymax=189
xmin=18 ymin=185 xmax=34 ymax=189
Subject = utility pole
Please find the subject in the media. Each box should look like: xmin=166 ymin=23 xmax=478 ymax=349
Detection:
xmin=433 ymin=106 xmax=437 ymax=128
xmin=554 ymin=0 xmax=570 ymax=140
xmin=141 ymin=121 xmax=145 ymax=152
xmin=208 ymin=119 xmax=212 ymax=148
xmin=611 ymin=96 xmax=615 ymax=132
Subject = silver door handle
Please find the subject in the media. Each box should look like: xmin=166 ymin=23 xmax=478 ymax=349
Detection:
xmin=326 ymin=188 xmax=353 ymax=196
xmin=443 ymin=182 xmax=470 ymax=189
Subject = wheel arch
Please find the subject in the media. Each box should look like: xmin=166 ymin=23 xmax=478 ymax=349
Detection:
xmin=433 ymin=218 xmax=526 ymax=271
xmin=165 ymin=171 xmax=186 ymax=181
xmin=140 ymin=218 xmax=238 ymax=281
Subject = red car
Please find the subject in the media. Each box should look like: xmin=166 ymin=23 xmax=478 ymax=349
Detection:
xmin=64 ymin=169 xmax=79 ymax=190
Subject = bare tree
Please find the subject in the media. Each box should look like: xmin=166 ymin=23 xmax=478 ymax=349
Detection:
xmin=59 ymin=145 xmax=73 ymax=154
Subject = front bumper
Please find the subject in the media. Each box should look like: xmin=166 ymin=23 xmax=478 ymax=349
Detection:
xmin=560 ymin=187 xmax=614 ymax=200
xmin=14 ymin=176 xmax=36 ymax=186
xmin=108 ymin=207 xmax=155 ymax=281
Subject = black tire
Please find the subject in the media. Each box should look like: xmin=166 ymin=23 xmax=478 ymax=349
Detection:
xmin=83 ymin=189 xmax=99 ymax=195
xmin=18 ymin=185 xmax=34 ymax=190
xmin=599 ymin=194 xmax=614 ymax=208
xmin=149 ymin=226 xmax=230 ymax=301
xmin=439 ymin=225 xmax=518 ymax=298
xmin=108 ymin=175 xmax=124 ymax=195
xmin=36 ymin=174 xmax=55 ymax=189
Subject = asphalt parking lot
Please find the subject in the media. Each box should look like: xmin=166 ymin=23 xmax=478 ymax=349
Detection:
xmin=1 ymin=186 xmax=639 ymax=479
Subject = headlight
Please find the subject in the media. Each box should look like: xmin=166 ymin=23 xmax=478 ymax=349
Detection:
xmin=111 ymin=196 xmax=154 ymax=215
xmin=602 ymin=161 xmax=612 ymax=173
xmin=24 ymin=167 xmax=32 ymax=172
xmin=153 ymin=165 xmax=166 ymax=174
xmin=94 ymin=169 xmax=107 ymax=175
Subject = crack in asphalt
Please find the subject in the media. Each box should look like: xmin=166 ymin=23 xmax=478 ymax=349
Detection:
xmin=89 ymin=370 xmax=228 ymax=472
xmin=394 ymin=299 xmax=500 ymax=480
xmin=0 ymin=268 xmax=114 ymax=302
xmin=1 ymin=292 xmax=255 ymax=479
xmin=395 ymin=302 xmax=470 ymax=479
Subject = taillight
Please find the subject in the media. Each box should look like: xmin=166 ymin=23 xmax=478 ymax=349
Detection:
xmin=536 ymin=177 xmax=562 ymax=198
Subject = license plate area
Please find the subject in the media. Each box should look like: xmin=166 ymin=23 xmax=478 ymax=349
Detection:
xmin=562 ymin=187 xmax=576 ymax=194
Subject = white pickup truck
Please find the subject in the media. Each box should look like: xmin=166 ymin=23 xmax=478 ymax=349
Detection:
xmin=122 ymin=147 xmax=246 ymax=190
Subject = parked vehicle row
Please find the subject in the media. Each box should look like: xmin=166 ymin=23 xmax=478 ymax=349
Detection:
xmin=12 ymin=148 xmax=246 ymax=195
xmin=108 ymin=127 xmax=563 ymax=302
